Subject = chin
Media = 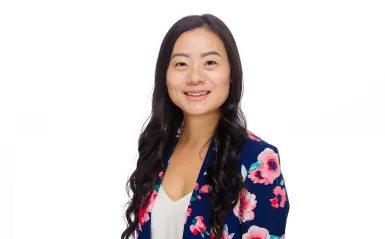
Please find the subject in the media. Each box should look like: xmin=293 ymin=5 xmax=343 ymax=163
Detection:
xmin=184 ymin=108 xmax=209 ymax=116
xmin=182 ymin=105 xmax=218 ymax=116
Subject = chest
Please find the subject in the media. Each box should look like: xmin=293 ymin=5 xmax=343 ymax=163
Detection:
xmin=137 ymin=139 xmax=243 ymax=239
xmin=160 ymin=145 xmax=208 ymax=202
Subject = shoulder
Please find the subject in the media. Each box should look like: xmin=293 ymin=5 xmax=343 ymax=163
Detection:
xmin=238 ymin=129 xmax=282 ymax=183
xmin=240 ymin=129 xmax=280 ymax=159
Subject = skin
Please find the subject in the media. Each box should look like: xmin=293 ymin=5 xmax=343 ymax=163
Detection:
xmin=166 ymin=27 xmax=231 ymax=118
xmin=160 ymin=27 xmax=231 ymax=202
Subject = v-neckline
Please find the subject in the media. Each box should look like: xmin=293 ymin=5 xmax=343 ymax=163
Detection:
xmin=159 ymin=134 xmax=214 ymax=194
xmin=159 ymin=185 xmax=193 ymax=204
xmin=146 ymin=134 xmax=215 ymax=238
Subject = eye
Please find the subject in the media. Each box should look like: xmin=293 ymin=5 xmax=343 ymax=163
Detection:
xmin=205 ymin=60 xmax=217 ymax=66
xmin=175 ymin=62 xmax=187 ymax=67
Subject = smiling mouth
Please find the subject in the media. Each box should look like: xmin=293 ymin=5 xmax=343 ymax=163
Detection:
xmin=184 ymin=91 xmax=211 ymax=96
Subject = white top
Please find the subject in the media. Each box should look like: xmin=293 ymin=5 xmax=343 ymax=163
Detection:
xmin=151 ymin=186 xmax=192 ymax=239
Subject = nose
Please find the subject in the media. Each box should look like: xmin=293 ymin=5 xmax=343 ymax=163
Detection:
xmin=187 ymin=66 xmax=205 ymax=85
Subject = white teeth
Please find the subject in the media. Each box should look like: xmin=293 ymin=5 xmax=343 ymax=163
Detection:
xmin=186 ymin=92 xmax=208 ymax=96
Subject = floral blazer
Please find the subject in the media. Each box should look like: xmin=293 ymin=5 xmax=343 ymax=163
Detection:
xmin=137 ymin=129 xmax=290 ymax=239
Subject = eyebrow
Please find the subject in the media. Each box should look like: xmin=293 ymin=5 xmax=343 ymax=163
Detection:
xmin=171 ymin=51 xmax=222 ymax=59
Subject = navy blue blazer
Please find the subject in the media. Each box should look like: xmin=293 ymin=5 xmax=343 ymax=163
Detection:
xmin=137 ymin=129 xmax=289 ymax=239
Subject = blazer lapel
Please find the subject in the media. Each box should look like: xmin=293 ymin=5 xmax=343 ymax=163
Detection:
xmin=182 ymin=140 xmax=214 ymax=238
xmin=140 ymin=135 xmax=180 ymax=239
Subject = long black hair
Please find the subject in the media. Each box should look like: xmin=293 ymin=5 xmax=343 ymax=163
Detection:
xmin=122 ymin=13 xmax=247 ymax=239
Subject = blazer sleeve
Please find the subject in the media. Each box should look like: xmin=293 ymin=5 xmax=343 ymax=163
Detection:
xmin=237 ymin=143 xmax=289 ymax=239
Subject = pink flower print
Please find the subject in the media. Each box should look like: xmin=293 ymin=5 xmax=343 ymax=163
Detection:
xmin=146 ymin=189 xmax=157 ymax=212
xmin=190 ymin=216 xmax=210 ymax=236
xmin=248 ymin=148 xmax=280 ymax=185
xmin=210 ymin=224 xmax=234 ymax=239
xmin=246 ymin=130 xmax=261 ymax=142
xmin=270 ymin=186 xmax=287 ymax=208
xmin=281 ymin=234 xmax=285 ymax=239
xmin=200 ymin=185 xmax=210 ymax=193
xmin=185 ymin=203 xmax=192 ymax=224
xmin=190 ymin=184 xmax=209 ymax=202
xmin=242 ymin=225 xmax=270 ymax=239
xmin=158 ymin=171 xmax=164 ymax=178
xmin=270 ymin=197 xmax=279 ymax=208
xmin=233 ymin=188 xmax=257 ymax=223
xmin=259 ymin=148 xmax=280 ymax=183
xmin=247 ymin=167 xmax=265 ymax=184
xmin=138 ymin=205 xmax=150 ymax=227
xmin=138 ymin=189 xmax=157 ymax=227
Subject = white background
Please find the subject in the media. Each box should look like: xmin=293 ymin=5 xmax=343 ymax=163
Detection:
xmin=1 ymin=1 xmax=384 ymax=238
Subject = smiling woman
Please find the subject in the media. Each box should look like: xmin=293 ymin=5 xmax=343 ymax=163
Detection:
xmin=166 ymin=27 xmax=231 ymax=116
xmin=122 ymin=14 xmax=289 ymax=239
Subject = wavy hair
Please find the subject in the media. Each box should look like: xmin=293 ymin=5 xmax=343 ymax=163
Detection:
xmin=122 ymin=13 xmax=247 ymax=239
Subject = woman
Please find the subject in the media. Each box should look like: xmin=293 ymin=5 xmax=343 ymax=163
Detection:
xmin=122 ymin=14 xmax=289 ymax=239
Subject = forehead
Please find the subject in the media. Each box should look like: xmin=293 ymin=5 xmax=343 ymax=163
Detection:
xmin=172 ymin=28 xmax=227 ymax=56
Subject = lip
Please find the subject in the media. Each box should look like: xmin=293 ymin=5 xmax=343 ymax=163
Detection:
xmin=184 ymin=91 xmax=210 ymax=101
xmin=184 ymin=90 xmax=211 ymax=94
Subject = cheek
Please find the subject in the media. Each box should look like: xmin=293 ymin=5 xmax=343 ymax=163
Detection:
xmin=210 ymin=71 xmax=230 ymax=97
xmin=217 ymin=83 xmax=230 ymax=103
xmin=166 ymin=82 xmax=177 ymax=101
xmin=166 ymin=73 xmax=182 ymax=101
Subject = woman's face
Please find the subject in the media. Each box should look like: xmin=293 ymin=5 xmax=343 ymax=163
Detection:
xmin=166 ymin=27 xmax=231 ymax=116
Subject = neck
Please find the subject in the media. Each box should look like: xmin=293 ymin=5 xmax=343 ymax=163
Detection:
xmin=179 ymin=111 xmax=220 ymax=148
